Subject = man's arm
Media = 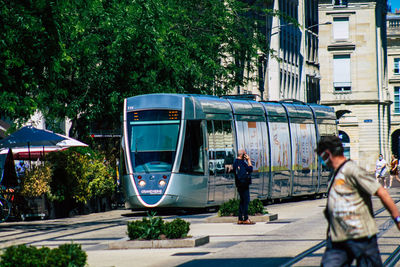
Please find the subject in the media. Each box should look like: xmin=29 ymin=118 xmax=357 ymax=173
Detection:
xmin=376 ymin=187 xmax=400 ymax=230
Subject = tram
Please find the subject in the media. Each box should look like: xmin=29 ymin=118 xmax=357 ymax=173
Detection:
xmin=120 ymin=94 xmax=337 ymax=209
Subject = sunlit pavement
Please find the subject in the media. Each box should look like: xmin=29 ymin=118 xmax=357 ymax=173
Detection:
xmin=0 ymin=186 xmax=399 ymax=266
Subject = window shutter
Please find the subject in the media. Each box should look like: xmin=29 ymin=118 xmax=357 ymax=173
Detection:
xmin=333 ymin=17 xmax=349 ymax=40
xmin=334 ymin=55 xmax=351 ymax=87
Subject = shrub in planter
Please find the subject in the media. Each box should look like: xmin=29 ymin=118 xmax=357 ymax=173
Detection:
xmin=127 ymin=220 xmax=145 ymax=240
xmin=218 ymin=198 xmax=267 ymax=216
xmin=218 ymin=198 xmax=239 ymax=217
xmin=0 ymin=243 xmax=87 ymax=267
xmin=163 ymin=218 xmax=190 ymax=239
xmin=46 ymin=243 xmax=87 ymax=267
xmin=248 ymin=199 xmax=267 ymax=215
xmin=0 ymin=245 xmax=49 ymax=266
xmin=127 ymin=213 xmax=190 ymax=240
xmin=127 ymin=213 xmax=164 ymax=240
xmin=19 ymin=165 xmax=52 ymax=218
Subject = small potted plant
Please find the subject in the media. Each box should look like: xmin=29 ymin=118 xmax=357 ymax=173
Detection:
xmin=20 ymin=164 xmax=52 ymax=220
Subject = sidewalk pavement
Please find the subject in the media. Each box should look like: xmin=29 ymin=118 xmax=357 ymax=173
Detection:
xmin=85 ymin=186 xmax=400 ymax=267
xmin=86 ymin=196 xmax=330 ymax=267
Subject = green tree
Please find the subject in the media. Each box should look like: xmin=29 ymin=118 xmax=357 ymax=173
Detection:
xmin=0 ymin=0 xmax=287 ymax=138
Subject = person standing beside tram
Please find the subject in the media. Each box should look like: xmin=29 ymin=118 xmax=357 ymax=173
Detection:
xmin=316 ymin=136 xmax=400 ymax=267
xmin=389 ymin=154 xmax=399 ymax=189
xmin=233 ymin=149 xmax=254 ymax=225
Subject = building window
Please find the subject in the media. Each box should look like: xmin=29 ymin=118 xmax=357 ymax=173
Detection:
xmin=333 ymin=17 xmax=349 ymax=40
xmin=395 ymin=58 xmax=400 ymax=74
xmin=333 ymin=0 xmax=348 ymax=6
xmin=395 ymin=87 xmax=400 ymax=114
xmin=333 ymin=55 xmax=351 ymax=92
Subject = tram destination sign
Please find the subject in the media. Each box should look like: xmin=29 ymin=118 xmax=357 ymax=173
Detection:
xmin=128 ymin=110 xmax=181 ymax=122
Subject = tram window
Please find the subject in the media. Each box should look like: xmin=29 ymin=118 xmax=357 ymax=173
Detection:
xmin=180 ymin=120 xmax=204 ymax=174
xmin=127 ymin=110 xmax=181 ymax=172
xmin=207 ymin=121 xmax=215 ymax=174
xmin=130 ymin=123 xmax=179 ymax=172
xmin=222 ymin=121 xmax=235 ymax=173
xmin=213 ymin=121 xmax=226 ymax=175
xmin=206 ymin=120 xmax=235 ymax=175
xmin=236 ymin=121 xmax=263 ymax=171
xmin=215 ymin=120 xmax=235 ymax=174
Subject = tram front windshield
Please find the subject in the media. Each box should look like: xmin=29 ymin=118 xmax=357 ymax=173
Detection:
xmin=127 ymin=110 xmax=181 ymax=173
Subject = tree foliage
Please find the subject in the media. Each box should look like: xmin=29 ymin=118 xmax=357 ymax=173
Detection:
xmin=0 ymin=0 xmax=282 ymax=138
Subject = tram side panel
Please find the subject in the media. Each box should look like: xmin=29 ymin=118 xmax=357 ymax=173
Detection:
xmin=235 ymin=119 xmax=269 ymax=201
xmin=316 ymin=119 xmax=338 ymax=193
xmin=259 ymin=121 xmax=270 ymax=198
xmin=308 ymin=103 xmax=338 ymax=194
xmin=267 ymin=116 xmax=291 ymax=199
xmin=289 ymin=118 xmax=318 ymax=196
xmin=261 ymin=101 xmax=292 ymax=200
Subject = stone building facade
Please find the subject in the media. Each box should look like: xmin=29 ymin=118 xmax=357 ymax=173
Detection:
xmin=319 ymin=0 xmax=390 ymax=171
xmin=388 ymin=11 xmax=400 ymax=156
xmin=239 ymin=0 xmax=323 ymax=104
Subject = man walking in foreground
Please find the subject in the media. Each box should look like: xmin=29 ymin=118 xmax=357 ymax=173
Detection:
xmin=316 ymin=136 xmax=400 ymax=266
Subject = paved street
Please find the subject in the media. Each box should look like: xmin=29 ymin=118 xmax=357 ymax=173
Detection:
xmin=0 ymin=185 xmax=400 ymax=266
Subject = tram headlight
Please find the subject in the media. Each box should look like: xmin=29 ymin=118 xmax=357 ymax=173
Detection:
xmin=159 ymin=180 xmax=166 ymax=187
xmin=138 ymin=180 xmax=146 ymax=187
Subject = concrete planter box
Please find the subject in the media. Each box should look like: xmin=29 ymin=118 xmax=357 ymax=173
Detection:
xmin=21 ymin=195 xmax=48 ymax=220
xmin=108 ymin=236 xmax=209 ymax=249
xmin=205 ymin=213 xmax=278 ymax=223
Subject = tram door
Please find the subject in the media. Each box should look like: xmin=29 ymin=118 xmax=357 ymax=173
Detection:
xmin=207 ymin=120 xmax=236 ymax=203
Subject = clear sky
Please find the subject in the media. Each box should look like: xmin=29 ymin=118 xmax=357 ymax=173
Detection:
xmin=390 ymin=0 xmax=400 ymax=12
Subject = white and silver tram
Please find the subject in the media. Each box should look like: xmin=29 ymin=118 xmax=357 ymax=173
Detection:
xmin=120 ymin=94 xmax=337 ymax=209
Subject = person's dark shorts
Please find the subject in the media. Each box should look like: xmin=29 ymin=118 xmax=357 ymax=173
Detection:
xmin=321 ymin=235 xmax=382 ymax=267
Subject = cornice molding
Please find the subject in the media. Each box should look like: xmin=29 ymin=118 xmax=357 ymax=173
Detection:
xmin=321 ymin=99 xmax=392 ymax=105
xmin=325 ymin=11 xmax=357 ymax=15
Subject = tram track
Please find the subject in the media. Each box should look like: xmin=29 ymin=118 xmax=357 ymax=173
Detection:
xmin=279 ymin=199 xmax=400 ymax=267
xmin=384 ymin=245 xmax=400 ymax=267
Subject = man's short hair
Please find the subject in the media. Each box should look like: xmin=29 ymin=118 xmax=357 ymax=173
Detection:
xmin=316 ymin=136 xmax=344 ymax=156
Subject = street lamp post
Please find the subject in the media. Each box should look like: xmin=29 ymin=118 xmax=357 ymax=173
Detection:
xmin=306 ymin=21 xmax=332 ymax=31
xmin=270 ymin=22 xmax=295 ymax=36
